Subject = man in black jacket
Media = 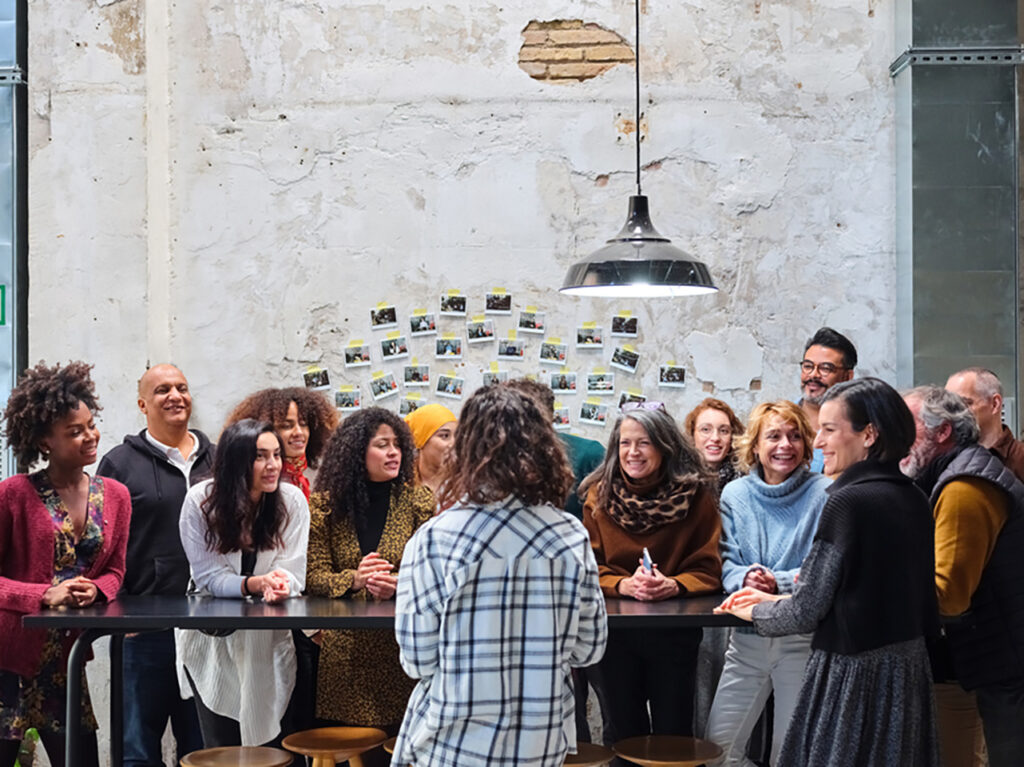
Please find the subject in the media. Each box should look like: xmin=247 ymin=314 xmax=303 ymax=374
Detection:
xmin=97 ymin=364 xmax=214 ymax=766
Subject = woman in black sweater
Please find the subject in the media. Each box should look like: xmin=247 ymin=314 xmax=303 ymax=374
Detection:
xmin=716 ymin=378 xmax=940 ymax=766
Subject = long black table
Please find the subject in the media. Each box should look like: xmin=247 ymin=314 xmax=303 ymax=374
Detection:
xmin=24 ymin=593 xmax=740 ymax=767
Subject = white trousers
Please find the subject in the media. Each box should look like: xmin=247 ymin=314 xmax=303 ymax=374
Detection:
xmin=705 ymin=630 xmax=812 ymax=767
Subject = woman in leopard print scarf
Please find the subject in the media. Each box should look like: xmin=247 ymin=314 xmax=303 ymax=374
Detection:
xmin=580 ymin=405 xmax=722 ymax=761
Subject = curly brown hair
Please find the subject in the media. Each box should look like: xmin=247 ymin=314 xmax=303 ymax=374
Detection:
xmin=435 ymin=384 xmax=573 ymax=510
xmin=225 ymin=387 xmax=339 ymax=467
xmin=3 ymin=360 xmax=101 ymax=469
xmin=313 ymin=407 xmax=415 ymax=523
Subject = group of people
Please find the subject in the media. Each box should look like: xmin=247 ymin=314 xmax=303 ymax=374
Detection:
xmin=0 ymin=324 xmax=1022 ymax=767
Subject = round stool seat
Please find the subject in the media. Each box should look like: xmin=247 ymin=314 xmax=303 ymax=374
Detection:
xmin=565 ymin=741 xmax=615 ymax=766
xmin=180 ymin=746 xmax=293 ymax=767
xmin=281 ymin=726 xmax=388 ymax=767
xmin=612 ymin=735 xmax=723 ymax=767
xmin=383 ymin=736 xmax=397 ymax=754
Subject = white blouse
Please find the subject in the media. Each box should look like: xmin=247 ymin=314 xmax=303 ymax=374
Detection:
xmin=175 ymin=479 xmax=309 ymax=745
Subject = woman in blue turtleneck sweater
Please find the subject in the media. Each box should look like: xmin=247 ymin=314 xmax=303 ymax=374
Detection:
xmin=706 ymin=400 xmax=830 ymax=767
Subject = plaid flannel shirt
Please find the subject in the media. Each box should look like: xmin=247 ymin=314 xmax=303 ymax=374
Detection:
xmin=392 ymin=497 xmax=608 ymax=766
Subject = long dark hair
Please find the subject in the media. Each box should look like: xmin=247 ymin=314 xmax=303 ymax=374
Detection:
xmin=313 ymin=407 xmax=415 ymax=523
xmin=436 ymin=384 xmax=573 ymax=510
xmin=202 ymin=419 xmax=287 ymax=554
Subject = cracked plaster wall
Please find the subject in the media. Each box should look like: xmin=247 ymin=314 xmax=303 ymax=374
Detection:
xmin=27 ymin=1 xmax=895 ymax=762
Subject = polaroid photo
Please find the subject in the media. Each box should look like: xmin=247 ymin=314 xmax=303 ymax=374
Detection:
xmin=370 ymin=305 xmax=398 ymax=330
xmin=659 ymin=365 xmax=686 ymax=388
xmin=579 ymin=401 xmax=610 ymax=426
xmin=539 ymin=341 xmax=568 ymax=366
xmin=334 ymin=389 xmax=361 ymax=411
xmin=610 ymin=346 xmax=641 ymax=374
xmin=380 ymin=335 xmax=409 ymax=361
xmin=303 ymin=368 xmax=331 ymax=390
xmin=436 ymin=373 xmax=465 ymax=400
xmin=344 ymin=344 xmax=372 ymax=369
xmin=550 ymin=371 xmax=578 ymax=394
xmin=466 ymin=319 xmax=496 ymax=344
xmin=440 ymin=294 xmax=468 ymax=316
xmin=611 ymin=315 xmax=639 ymax=337
xmin=618 ymin=391 xmax=647 ymax=409
xmin=403 ymin=364 xmax=430 ymax=388
xmin=485 ymin=292 xmax=513 ymax=315
xmin=370 ymin=372 xmax=399 ymax=401
xmin=435 ymin=337 xmax=463 ymax=360
xmin=409 ymin=313 xmax=437 ymax=337
xmin=553 ymin=406 xmax=571 ymax=431
xmin=576 ymin=326 xmax=604 ymax=349
xmin=497 ymin=338 xmax=526 ymax=360
xmin=586 ymin=372 xmax=616 ymax=395
xmin=482 ymin=370 xmax=509 ymax=387
xmin=517 ymin=310 xmax=545 ymax=335
xmin=399 ymin=397 xmax=423 ymax=416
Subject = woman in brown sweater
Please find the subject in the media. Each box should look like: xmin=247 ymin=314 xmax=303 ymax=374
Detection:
xmin=581 ymin=403 xmax=722 ymax=762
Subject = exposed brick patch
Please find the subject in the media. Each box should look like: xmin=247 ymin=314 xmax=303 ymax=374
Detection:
xmin=518 ymin=20 xmax=633 ymax=83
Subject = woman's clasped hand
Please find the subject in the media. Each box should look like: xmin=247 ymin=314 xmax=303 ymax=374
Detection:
xmin=354 ymin=551 xmax=397 ymax=600
xmin=247 ymin=569 xmax=292 ymax=603
xmin=714 ymin=586 xmax=786 ymax=621
xmin=618 ymin=559 xmax=680 ymax=601
xmin=42 ymin=575 xmax=100 ymax=608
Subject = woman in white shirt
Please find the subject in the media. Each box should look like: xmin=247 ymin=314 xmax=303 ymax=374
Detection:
xmin=175 ymin=418 xmax=309 ymax=748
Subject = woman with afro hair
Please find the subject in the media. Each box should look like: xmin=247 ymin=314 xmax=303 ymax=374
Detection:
xmin=224 ymin=387 xmax=339 ymax=501
xmin=0 ymin=361 xmax=131 ymax=767
xmin=305 ymin=407 xmax=433 ymax=766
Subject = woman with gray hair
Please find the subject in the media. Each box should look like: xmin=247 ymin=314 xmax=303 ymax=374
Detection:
xmin=580 ymin=403 xmax=722 ymax=763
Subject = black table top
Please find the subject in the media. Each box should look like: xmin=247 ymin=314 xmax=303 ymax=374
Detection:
xmin=23 ymin=593 xmax=743 ymax=632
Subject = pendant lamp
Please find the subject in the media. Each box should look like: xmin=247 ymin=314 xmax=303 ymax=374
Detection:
xmin=559 ymin=0 xmax=717 ymax=298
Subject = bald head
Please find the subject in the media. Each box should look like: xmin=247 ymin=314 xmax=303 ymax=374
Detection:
xmin=138 ymin=364 xmax=192 ymax=436
xmin=945 ymin=368 xmax=1003 ymax=448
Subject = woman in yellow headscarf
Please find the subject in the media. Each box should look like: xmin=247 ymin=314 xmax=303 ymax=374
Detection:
xmin=404 ymin=403 xmax=456 ymax=494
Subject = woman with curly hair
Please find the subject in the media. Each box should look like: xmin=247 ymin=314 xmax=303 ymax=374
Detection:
xmin=391 ymin=384 xmax=607 ymax=767
xmin=684 ymin=398 xmax=745 ymax=493
xmin=305 ymin=407 xmax=433 ymax=766
xmin=224 ymin=387 xmax=339 ymax=500
xmin=175 ymin=419 xmax=309 ymax=748
xmin=580 ymin=404 xmax=722 ymax=764
xmin=0 ymin=361 xmax=131 ymax=767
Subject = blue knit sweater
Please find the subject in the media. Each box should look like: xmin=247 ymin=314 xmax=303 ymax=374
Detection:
xmin=719 ymin=466 xmax=831 ymax=595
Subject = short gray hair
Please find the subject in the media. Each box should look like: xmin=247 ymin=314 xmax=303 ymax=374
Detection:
xmin=952 ymin=367 xmax=1003 ymax=400
xmin=905 ymin=385 xmax=979 ymax=447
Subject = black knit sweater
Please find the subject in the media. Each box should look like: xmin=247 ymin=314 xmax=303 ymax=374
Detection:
xmin=805 ymin=460 xmax=939 ymax=654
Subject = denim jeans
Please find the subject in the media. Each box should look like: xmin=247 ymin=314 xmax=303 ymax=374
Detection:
xmin=122 ymin=630 xmax=202 ymax=766
xmin=975 ymin=679 xmax=1024 ymax=767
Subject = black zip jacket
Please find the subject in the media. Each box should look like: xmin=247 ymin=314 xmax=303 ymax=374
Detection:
xmin=97 ymin=429 xmax=214 ymax=596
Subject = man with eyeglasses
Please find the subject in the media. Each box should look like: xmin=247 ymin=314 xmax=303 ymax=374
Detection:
xmin=798 ymin=327 xmax=857 ymax=471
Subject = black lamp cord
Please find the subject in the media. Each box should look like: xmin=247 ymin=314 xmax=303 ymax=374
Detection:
xmin=634 ymin=0 xmax=642 ymax=197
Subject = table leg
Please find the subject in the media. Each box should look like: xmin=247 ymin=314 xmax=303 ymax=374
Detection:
xmin=110 ymin=634 xmax=124 ymax=767
xmin=65 ymin=629 xmax=105 ymax=767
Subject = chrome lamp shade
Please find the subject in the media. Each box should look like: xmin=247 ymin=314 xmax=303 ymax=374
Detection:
xmin=560 ymin=196 xmax=717 ymax=298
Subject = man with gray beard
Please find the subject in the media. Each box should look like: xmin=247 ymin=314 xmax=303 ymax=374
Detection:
xmin=902 ymin=386 xmax=1024 ymax=767
xmin=798 ymin=327 xmax=857 ymax=472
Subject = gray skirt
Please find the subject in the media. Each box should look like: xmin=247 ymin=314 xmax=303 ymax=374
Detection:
xmin=777 ymin=636 xmax=939 ymax=767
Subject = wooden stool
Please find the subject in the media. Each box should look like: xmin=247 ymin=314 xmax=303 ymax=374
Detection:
xmin=612 ymin=735 xmax=723 ymax=767
xmin=565 ymin=741 xmax=615 ymax=766
xmin=281 ymin=726 xmax=388 ymax=767
xmin=180 ymin=746 xmax=293 ymax=767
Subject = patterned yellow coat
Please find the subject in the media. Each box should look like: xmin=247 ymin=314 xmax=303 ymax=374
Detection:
xmin=306 ymin=484 xmax=434 ymax=725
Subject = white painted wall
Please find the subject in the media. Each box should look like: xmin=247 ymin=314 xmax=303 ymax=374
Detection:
xmin=27 ymin=1 xmax=896 ymax=763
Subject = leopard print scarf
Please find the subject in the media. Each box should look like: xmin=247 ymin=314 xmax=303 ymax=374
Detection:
xmin=604 ymin=472 xmax=701 ymax=534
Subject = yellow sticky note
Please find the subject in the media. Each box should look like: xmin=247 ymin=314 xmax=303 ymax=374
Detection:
xmin=490 ymin=362 xmax=499 ymax=372
xmin=372 ymin=371 xmax=385 ymax=380
xmin=526 ymin=305 xmax=539 ymax=313
xmin=508 ymin=330 xmax=517 ymax=340
xmin=491 ymin=287 xmax=507 ymax=295
xmin=387 ymin=330 xmax=400 ymax=339
xmin=412 ymin=308 xmax=427 ymax=316
xmin=376 ymin=301 xmax=390 ymax=310
xmin=471 ymin=314 xmax=486 ymax=322
xmin=347 ymin=339 xmax=364 ymax=347
xmin=582 ymin=321 xmax=596 ymax=329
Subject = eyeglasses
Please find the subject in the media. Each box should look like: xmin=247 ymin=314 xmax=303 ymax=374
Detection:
xmin=622 ymin=401 xmax=665 ymax=413
xmin=697 ymin=425 xmax=733 ymax=437
xmin=800 ymin=360 xmax=846 ymax=376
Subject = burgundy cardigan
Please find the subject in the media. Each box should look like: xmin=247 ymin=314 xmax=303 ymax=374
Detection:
xmin=0 ymin=473 xmax=131 ymax=677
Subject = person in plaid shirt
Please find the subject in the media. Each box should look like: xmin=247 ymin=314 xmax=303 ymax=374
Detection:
xmin=392 ymin=384 xmax=608 ymax=766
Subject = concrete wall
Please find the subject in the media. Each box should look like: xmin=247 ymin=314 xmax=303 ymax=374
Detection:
xmin=27 ymin=1 xmax=896 ymax=763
